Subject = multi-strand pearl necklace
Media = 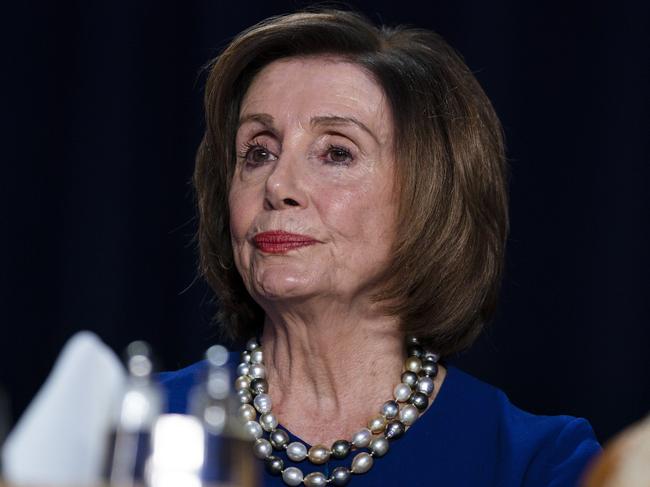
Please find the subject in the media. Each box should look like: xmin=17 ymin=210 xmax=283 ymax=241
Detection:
xmin=234 ymin=337 xmax=440 ymax=486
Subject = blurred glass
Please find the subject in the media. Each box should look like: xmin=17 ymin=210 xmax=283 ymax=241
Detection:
xmin=104 ymin=341 xmax=163 ymax=487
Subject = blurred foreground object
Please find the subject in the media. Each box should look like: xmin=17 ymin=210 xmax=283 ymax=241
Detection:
xmin=105 ymin=341 xmax=162 ymax=485
xmin=145 ymin=345 xmax=259 ymax=487
xmin=1 ymin=332 xmax=126 ymax=486
xmin=582 ymin=414 xmax=650 ymax=487
xmin=1 ymin=335 xmax=257 ymax=486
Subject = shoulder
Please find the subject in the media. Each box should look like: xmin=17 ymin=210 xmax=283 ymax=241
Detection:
xmin=155 ymin=350 xmax=242 ymax=414
xmin=439 ymin=366 xmax=601 ymax=486
xmin=155 ymin=360 xmax=208 ymax=414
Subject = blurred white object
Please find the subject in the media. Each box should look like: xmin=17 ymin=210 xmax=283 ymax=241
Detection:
xmin=1 ymin=331 xmax=126 ymax=486
xmin=147 ymin=414 xmax=205 ymax=487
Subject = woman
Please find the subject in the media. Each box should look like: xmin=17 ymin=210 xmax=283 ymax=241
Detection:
xmin=159 ymin=9 xmax=600 ymax=486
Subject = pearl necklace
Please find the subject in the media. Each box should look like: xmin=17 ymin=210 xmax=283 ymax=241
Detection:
xmin=234 ymin=337 xmax=440 ymax=486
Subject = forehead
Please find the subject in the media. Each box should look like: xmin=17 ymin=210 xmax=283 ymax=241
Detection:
xmin=239 ymin=56 xmax=392 ymax=139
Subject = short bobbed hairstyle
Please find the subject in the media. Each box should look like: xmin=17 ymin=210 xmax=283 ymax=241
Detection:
xmin=193 ymin=9 xmax=509 ymax=357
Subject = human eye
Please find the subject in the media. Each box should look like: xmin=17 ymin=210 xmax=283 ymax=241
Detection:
xmin=237 ymin=139 xmax=277 ymax=167
xmin=324 ymin=144 xmax=354 ymax=165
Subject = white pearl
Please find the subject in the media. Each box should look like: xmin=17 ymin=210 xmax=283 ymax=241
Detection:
xmin=351 ymin=428 xmax=372 ymax=448
xmin=241 ymin=351 xmax=251 ymax=363
xmin=282 ymin=467 xmax=304 ymax=486
xmin=351 ymin=452 xmax=373 ymax=474
xmin=239 ymin=404 xmax=256 ymax=422
xmin=417 ymin=377 xmax=434 ymax=396
xmin=399 ymin=404 xmax=419 ymax=426
xmin=250 ymin=349 xmax=264 ymax=364
xmin=286 ymin=441 xmax=308 ymax=461
xmin=253 ymin=393 xmax=272 ymax=413
xmin=235 ymin=375 xmax=251 ymax=391
xmin=236 ymin=362 xmax=250 ymax=376
xmin=394 ymin=383 xmax=411 ymax=402
xmin=244 ymin=420 xmax=263 ymax=439
xmin=253 ymin=438 xmax=272 ymax=459
xmin=259 ymin=412 xmax=278 ymax=431
xmin=249 ymin=363 xmax=266 ymax=379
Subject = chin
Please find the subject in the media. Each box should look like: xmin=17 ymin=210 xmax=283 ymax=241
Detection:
xmin=252 ymin=268 xmax=321 ymax=301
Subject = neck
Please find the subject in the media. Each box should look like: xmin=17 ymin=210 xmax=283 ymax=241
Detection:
xmin=259 ymin=299 xmax=405 ymax=446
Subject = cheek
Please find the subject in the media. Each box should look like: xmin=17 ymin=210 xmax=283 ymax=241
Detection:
xmin=318 ymin=182 xmax=392 ymax=243
xmin=228 ymin=185 xmax=255 ymax=241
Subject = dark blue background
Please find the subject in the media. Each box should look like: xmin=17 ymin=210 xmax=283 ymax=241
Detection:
xmin=1 ymin=0 xmax=648 ymax=444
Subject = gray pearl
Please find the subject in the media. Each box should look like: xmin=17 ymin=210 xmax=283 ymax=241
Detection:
xmin=384 ymin=420 xmax=406 ymax=440
xmin=241 ymin=351 xmax=251 ymax=363
xmin=236 ymin=362 xmax=250 ymax=376
xmin=304 ymin=472 xmax=327 ymax=487
xmin=407 ymin=344 xmax=424 ymax=358
xmin=417 ymin=377 xmax=435 ymax=396
xmin=249 ymin=363 xmax=266 ymax=379
xmin=238 ymin=403 xmax=256 ymax=422
xmin=394 ymin=383 xmax=411 ymax=402
xmin=424 ymin=351 xmax=440 ymax=363
xmin=331 ymin=466 xmax=351 ymax=486
xmin=401 ymin=371 xmax=418 ymax=388
xmin=351 ymin=428 xmax=372 ymax=448
xmin=270 ymin=429 xmax=289 ymax=449
xmin=331 ymin=439 xmax=351 ymax=459
xmin=282 ymin=467 xmax=304 ymax=486
xmin=253 ymin=438 xmax=273 ymax=459
xmin=264 ymin=456 xmax=283 ymax=476
xmin=237 ymin=388 xmax=252 ymax=404
xmin=244 ymin=420 xmax=263 ymax=439
xmin=381 ymin=400 xmax=399 ymax=419
xmin=409 ymin=392 xmax=429 ymax=411
xmin=259 ymin=412 xmax=278 ymax=431
xmin=399 ymin=404 xmax=419 ymax=426
xmin=253 ymin=393 xmax=272 ymax=413
xmin=246 ymin=337 xmax=260 ymax=351
xmin=250 ymin=378 xmax=268 ymax=394
xmin=370 ymin=437 xmax=390 ymax=457
xmin=351 ymin=452 xmax=373 ymax=474
xmin=406 ymin=336 xmax=420 ymax=346
xmin=286 ymin=441 xmax=308 ymax=461
xmin=421 ymin=359 xmax=439 ymax=378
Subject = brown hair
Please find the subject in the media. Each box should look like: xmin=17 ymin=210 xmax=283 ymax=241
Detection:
xmin=193 ymin=8 xmax=509 ymax=357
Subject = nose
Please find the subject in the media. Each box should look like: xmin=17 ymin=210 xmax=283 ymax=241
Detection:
xmin=263 ymin=152 xmax=307 ymax=211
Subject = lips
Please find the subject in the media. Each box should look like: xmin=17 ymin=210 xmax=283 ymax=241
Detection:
xmin=253 ymin=231 xmax=318 ymax=254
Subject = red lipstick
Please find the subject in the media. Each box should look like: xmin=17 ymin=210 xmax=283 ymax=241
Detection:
xmin=253 ymin=231 xmax=318 ymax=254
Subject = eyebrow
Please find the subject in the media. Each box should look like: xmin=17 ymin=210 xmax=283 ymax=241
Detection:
xmin=310 ymin=115 xmax=379 ymax=144
xmin=237 ymin=113 xmax=276 ymax=132
xmin=237 ymin=113 xmax=379 ymax=144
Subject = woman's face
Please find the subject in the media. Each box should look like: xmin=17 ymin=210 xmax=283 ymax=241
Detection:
xmin=229 ymin=56 xmax=397 ymax=307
